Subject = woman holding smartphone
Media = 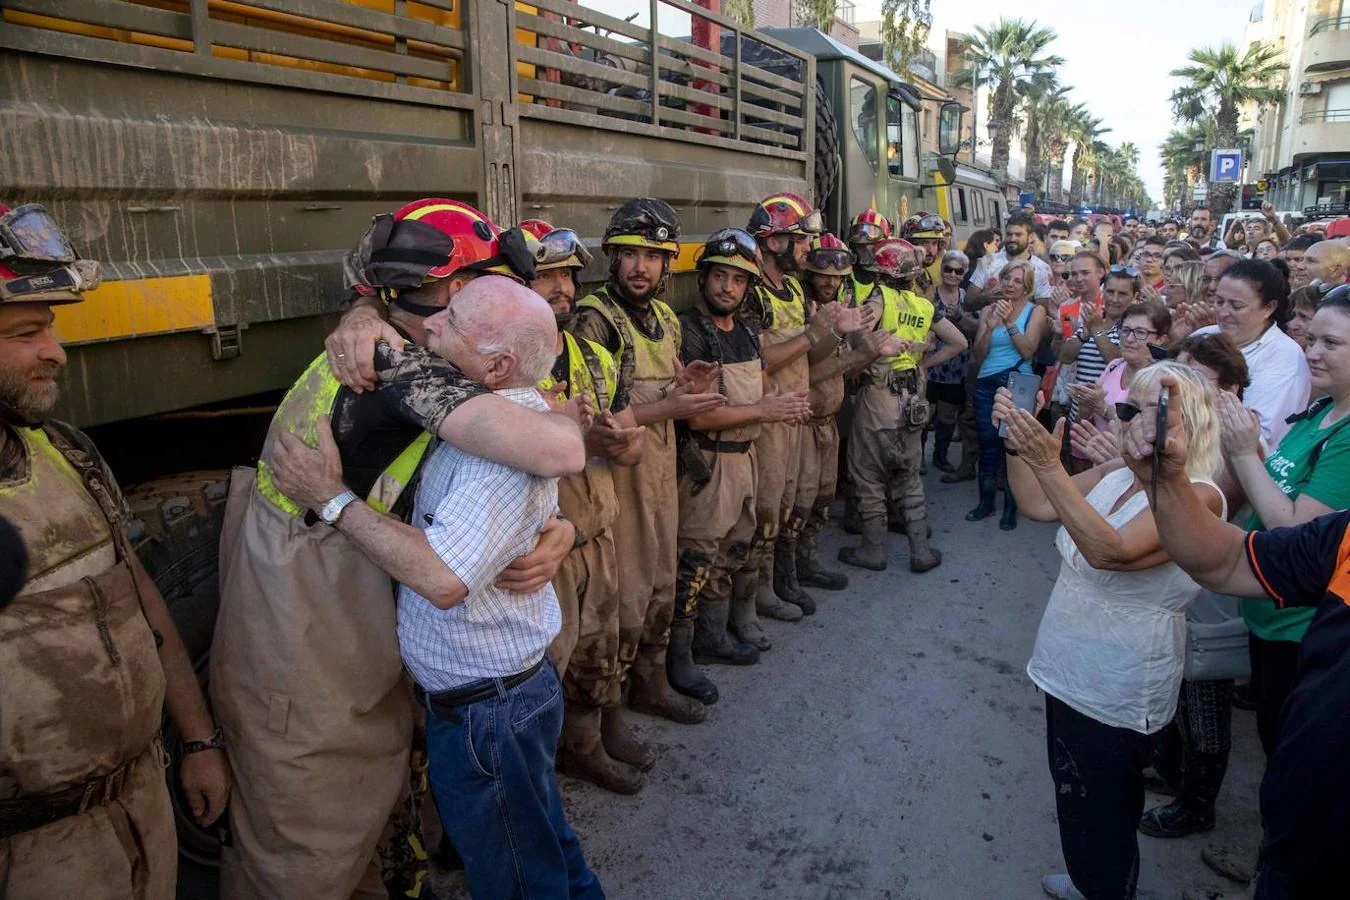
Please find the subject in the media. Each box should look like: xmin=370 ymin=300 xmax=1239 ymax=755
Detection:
xmin=1069 ymin=303 xmax=1172 ymax=433
xmin=967 ymin=260 xmax=1049 ymax=530
xmin=993 ymin=363 xmax=1226 ymax=900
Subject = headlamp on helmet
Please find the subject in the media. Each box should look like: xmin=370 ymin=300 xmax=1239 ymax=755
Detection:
xmin=603 ymin=198 xmax=681 ymax=254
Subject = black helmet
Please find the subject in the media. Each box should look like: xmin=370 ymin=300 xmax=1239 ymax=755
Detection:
xmin=603 ymin=198 xmax=681 ymax=253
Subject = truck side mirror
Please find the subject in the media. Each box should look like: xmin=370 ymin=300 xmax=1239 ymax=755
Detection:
xmin=939 ymin=100 xmax=963 ymax=157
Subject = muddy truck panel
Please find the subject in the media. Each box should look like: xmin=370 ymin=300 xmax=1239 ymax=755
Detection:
xmin=0 ymin=0 xmax=813 ymax=429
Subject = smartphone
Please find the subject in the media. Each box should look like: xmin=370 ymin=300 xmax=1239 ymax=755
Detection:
xmin=999 ymin=371 xmax=1042 ymax=438
xmin=1151 ymin=386 xmax=1169 ymax=501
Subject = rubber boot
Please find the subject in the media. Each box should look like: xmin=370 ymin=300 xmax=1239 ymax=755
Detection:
xmin=729 ymin=571 xmax=771 ymax=651
xmin=920 ymin=429 xmax=929 ymax=475
xmin=1139 ymin=748 xmax=1225 ymax=838
xmin=692 ymin=599 xmax=759 ymax=666
xmin=773 ymin=539 xmax=816 ymax=615
xmin=629 ymin=643 xmax=708 ymax=723
xmin=557 ymin=705 xmax=645 ymax=795
xmin=838 ymin=516 xmax=888 ymax=571
xmin=965 ymin=474 xmax=997 ymax=521
xmin=941 ymin=444 xmax=977 ymax=483
xmin=756 ymin=556 xmax=804 ymax=622
xmin=932 ymin=417 xmax=955 ymax=473
xmin=797 ymin=523 xmax=848 ymax=590
xmin=905 ymin=515 xmax=942 ymax=573
xmin=600 ymin=703 xmax=655 ymax=771
xmin=999 ymin=487 xmax=1018 ymax=531
xmin=665 ymin=618 xmax=718 ymax=704
xmin=842 ymin=481 xmax=862 ymax=534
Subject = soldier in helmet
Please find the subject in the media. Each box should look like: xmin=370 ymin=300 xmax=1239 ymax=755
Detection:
xmin=846 ymin=208 xmax=893 ymax=301
xmin=518 ymin=219 xmax=652 ymax=794
xmin=215 ymin=199 xmax=586 ymax=898
xmin=901 ymin=212 xmax=949 ymax=293
xmin=738 ymin=194 xmax=863 ymax=636
xmin=667 ymin=229 xmax=812 ymax=702
xmin=793 ymin=234 xmax=899 ymax=590
xmin=570 ymin=199 xmax=728 ymax=760
xmin=838 ymin=238 xmax=968 ymax=573
xmin=0 ymin=203 xmax=230 ymax=898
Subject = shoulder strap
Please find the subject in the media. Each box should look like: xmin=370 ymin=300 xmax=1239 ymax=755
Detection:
xmin=40 ymin=422 xmax=130 ymax=558
xmin=1296 ymin=400 xmax=1350 ymax=489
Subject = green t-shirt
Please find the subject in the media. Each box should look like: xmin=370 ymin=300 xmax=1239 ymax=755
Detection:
xmin=1243 ymin=400 xmax=1350 ymax=641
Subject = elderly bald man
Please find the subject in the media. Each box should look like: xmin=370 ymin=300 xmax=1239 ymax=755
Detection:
xmin=1305 ymin=239 xmax=1350 ymax=288
xmin=269 ymin=276 xmax=602 ymax=899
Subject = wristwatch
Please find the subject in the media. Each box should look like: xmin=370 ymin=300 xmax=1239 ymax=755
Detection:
xmin=319 ymin=490 xmax=359 ymax=525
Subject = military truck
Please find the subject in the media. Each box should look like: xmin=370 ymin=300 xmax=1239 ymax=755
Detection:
xmin=0 ymin=0 xmax=963 ymax=861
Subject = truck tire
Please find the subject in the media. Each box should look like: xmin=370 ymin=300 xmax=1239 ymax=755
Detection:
xmin=814 ymin=76 xmax=840 ymax=209
xmin=126 ymin=470 xmax=232 ymax=867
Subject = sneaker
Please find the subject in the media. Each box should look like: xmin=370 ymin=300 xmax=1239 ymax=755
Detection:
xmin=1041 ymin=873 xmax=1086 ymax=900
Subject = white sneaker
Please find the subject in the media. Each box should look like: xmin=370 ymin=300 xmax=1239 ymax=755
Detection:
xmin=1042 ymin=873 xmax=1087 ymax=900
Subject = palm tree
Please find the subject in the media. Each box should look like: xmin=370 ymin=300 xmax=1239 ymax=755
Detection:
xmin=1017 ymin=75 xmax=1066 ymax=197
xmin=1169 ymin=41 xmax=1285 ymax=213
xmin=1067 ymin=110 xmax=1108 ymax=207
xmin=1042 ymin=98 xmax=1083 ymax=201
xmin=953 ymin=19 xmax=1064 ymax=181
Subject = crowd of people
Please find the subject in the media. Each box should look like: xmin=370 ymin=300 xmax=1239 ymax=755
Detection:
xmin=2 ymin=188 xmax=1348 ymax=900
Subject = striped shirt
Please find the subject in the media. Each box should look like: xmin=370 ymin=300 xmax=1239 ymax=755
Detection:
xmin=1070 ymin=323 xmax=1121 ymax=421
xmin=397 ymin=387 xmax=562 ymax=692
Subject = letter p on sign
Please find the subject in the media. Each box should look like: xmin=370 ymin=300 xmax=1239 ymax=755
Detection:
xmin=1211 ymin=149 xmax=1243 ymax=184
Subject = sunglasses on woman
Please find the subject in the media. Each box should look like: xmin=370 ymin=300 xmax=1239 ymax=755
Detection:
xmin=1050 ymin=253 xmax=1075 ymax=263
xmin=941 ymin=265 xmax=966 ymax=274
xmin=1109 ymin=264 xmax=1140 ymax=277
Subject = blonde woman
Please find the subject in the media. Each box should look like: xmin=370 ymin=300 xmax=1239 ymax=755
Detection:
xmin=992 ymin=362 xmax=1226 ymax=900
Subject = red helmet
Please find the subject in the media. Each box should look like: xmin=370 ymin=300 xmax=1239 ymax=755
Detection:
xmin=871 ymin=238 xmax=921 ymax=280
xmin=393 ymin=198 xmax=532 ymax=280
xmin=747 ymin=192 xmax=823 ymax=238
xmin=848 ymin=209 xmax=892 ymax=245
xmin=0 ymin=203 xmax=99 ymax=306
xmin=804 ymin=233 xmax=853 ymax=276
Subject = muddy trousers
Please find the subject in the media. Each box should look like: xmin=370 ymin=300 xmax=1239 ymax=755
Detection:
xmin=674 ymin=449 xmax=758 ymax=629
xmin=1045 ymin=694 xmax=1151 ymax=900
xmin=0 ymin=744 xmax=176 ymax=900
xmin=608 ymin=428 xmax=678 ymax=694
xmin=548 ymin=529 xmax=621 ymax=709
xmin=747 ymin=420 xmax=801 ymax=586
xmin=848 ymin=422 xmax=927 ymax=526
xmin=793 ymin=417 xmax=840 ymax=540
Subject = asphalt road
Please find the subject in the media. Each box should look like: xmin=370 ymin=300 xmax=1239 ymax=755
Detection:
xmin=181 ymin=469 xmax=1268 ymax=900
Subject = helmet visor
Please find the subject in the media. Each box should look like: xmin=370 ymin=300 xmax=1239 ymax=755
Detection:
xmin=850 ymin=222 xmax=886 ymax=244
xmin=0 ymin=204 xmax=77 ymax=265
xmin=539 ymin=228 xmax=594 ymax=269
xmin=917 ymin=214 xmax=945 ymax=233
xmin=797 ymin=209 xmax=824 ymax=235
xmin=807 ymin=248 xmax=853 ymax=273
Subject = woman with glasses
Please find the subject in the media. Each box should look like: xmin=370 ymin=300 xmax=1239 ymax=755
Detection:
xmin=1200 ymin=259 xmax=1310 ymax=446
xmin=967 ymin=260 xmax=1049 ymax=530
xmin=1252 ymin=238 xmax=1280 ymax=262
xmin=926 ymin=250 xmax=975 ymax=473
xmin=1071 ymin=303 xmax=1172 ymax=434
xmin=993 ymin=363 xmax=1226 ymax=900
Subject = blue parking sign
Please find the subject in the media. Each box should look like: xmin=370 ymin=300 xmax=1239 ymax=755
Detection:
xmin=1211 ymin=149 xmax=1243 ymax=184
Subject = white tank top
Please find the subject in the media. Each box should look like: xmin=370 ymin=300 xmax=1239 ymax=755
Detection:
xmin=1026 ymin=468 xmax=1226 ymax=734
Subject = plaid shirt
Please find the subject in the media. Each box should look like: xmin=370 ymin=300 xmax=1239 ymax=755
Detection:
xmin=397 ymin=387 xmax=562 ymax=691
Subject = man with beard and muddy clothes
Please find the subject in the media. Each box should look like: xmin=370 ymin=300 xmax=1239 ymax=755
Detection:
xmin=518 ymin=219 xmax=650 ymax=795
xmin=570 ymin=198 xmax=728 ymax=756
xmin=794 ymin=234 xmax=896 ymax=593
xmin=667 ymin=229 xmax=813 ymax=703
xmin=736 ymin=193 xmax=857 ymax=637
xmin=214 ymin=199 xmax=587 ymax=900
xmin=838 ymin=239 xmax=967 ymax=573
xmin=0 ymin=203 xmax=231 ymax=899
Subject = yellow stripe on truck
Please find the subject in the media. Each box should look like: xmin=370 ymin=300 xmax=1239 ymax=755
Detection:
xmin=55 ymin=275 xmax=215 ymax=345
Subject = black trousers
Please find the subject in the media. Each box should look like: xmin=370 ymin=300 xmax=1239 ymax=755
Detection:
xmin=1249 ymin=633 xmax=1302 ymax=759
xmin=1045 ymin=694 xmax=1151 ymax=900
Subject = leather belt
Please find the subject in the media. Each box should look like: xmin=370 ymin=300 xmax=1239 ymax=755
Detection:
xmin=0 ymin=753 xmax=139 ymax=841
xmin=423 ymin=658 xmax=545 ymax=722
xmin=690 ymin=432 xmax=751 ymax=454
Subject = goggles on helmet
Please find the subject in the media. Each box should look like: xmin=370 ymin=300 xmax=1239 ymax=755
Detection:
xmin=906 ymin=214 xmax=946 ymax=238
xmin=791 ymin=208 xmax=825 ymax=236
xmin=537 ymin=228 xmax=594 ymax=270
xmin=0 ymin=204 xmax=78 ymax=268
xmin=697 ymin=227 xmax=763 ymax=278
xmin=805 ymin=248 xmax=853 ymax=275
xmin=849 ymin=222 xmax=887 ymax=244
xmin=0 ymin=258 xmax=100 ymax=303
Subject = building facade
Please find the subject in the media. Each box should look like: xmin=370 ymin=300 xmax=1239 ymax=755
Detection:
xmin=1246 ymin=0 xmax=1350 ymax=213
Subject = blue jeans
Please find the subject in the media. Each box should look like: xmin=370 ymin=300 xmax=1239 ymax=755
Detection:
xmin=425 ymin=661 xmax=604 ymax=900
xmin=973 ymin=369 xmax=1016 ymax=487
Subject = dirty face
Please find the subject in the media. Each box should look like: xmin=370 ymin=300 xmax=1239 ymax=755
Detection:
xmin=914 ymin=238 xmax=940 ymax=266
xmin=766 ymin=234 xmax=810 ymax=273
xmin=808 ymin=271 xmax=844 ymax=304
xmin=531 ymin=268 xmax=576 ymax=327
xmin=0 ymin=303 xmax=66 ymax=426
xmin=613 ymin=247 xmax=668 ymax=303
xmin=703 ymin=263 xmax=751 ymax=316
